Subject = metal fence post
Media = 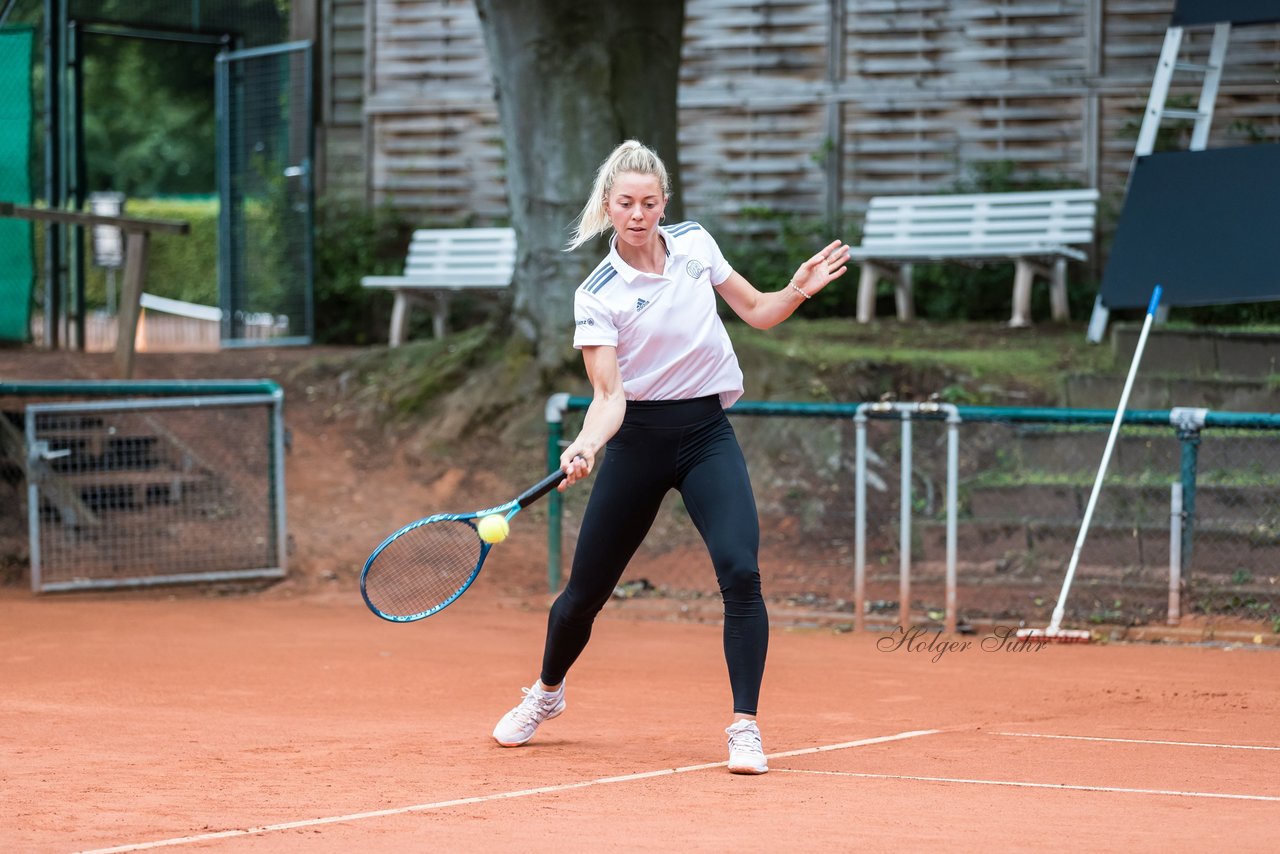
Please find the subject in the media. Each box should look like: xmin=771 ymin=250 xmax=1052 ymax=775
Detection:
xmin=1171 ymin=407 xmax=1206 ymax=584
xmin=1169 ymin=482 xmax=1182 ymax=626
xmin=899 ymin=410 xmax=912 ymax=632
xmin=934 ymin=403 xmax=961 ymax=634
xmin=545 ymin=393 xmax=570 ymax=594
xmin=853 ymin=406 xmax=868 ymax=633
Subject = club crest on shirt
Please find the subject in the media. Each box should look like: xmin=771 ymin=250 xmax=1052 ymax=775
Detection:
xmin=686 ymin=259 xmax=706 ymax=278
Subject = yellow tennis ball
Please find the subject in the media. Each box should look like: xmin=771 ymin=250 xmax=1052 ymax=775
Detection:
xmin=476 ymin=514 xmax=509 ymax=544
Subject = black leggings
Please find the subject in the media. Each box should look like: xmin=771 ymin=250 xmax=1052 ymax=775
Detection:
xmin=540 ymin=396 xmax=768 ymax=715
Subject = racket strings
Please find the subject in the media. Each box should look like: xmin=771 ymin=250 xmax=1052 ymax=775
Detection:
xmin=363 ymin=519 xmax=484 ymax=618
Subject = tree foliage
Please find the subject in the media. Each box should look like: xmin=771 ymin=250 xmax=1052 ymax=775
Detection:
xmin=80 ymin=35 xmax=220 ymax=196
xmin=70 ymin=0 xmax=288 ymax=195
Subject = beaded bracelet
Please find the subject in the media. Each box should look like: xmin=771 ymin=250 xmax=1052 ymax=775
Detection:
xmin=788 ymin=280 xmax=811 ymax=300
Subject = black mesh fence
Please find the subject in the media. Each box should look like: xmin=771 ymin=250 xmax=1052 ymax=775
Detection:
xmin=67 ymin=0 xmax=286 ymax=47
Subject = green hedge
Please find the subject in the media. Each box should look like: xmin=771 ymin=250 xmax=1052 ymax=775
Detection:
xmin=56 ymin=194 xmax=412 ymax=344
xmin=312 ymin=196 xmax=412 ymax=345
xmin=79 ymin=196 xmax=220 ymax=307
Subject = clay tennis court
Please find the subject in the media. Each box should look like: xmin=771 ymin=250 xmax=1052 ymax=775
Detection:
xmin=3 ymin=349 xmax=1280 ymax=851
xmin=3 ymin=574 xmax=1279 ymax=853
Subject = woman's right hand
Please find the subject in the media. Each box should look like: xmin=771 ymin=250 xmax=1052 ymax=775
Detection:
xmin=559 ymin=445 xmax=594 ymax=490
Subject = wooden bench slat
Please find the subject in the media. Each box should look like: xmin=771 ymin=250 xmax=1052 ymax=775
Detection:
xmin=862 ymin=188 xmax=1099 ymax=207
xmin=865 ymin=204 xmax=1096 ymax=219
xmin=863 ymin=219 xmax=1095 ymax=234
xmin=860 ymin=234 xmax=1096 ymax=248
xmin=866 ymin=199 xmax=1098 ymax=213
xmin=362 ymin=275 xmax=511 ymax=287
xmin=404 ymin=250 xmax=516 ymax=261
xmin=850 ymin=244 xmax=1089 ymax=262
xmin=853 ymin=235 xmax=1092 ymax=249
xmin=865 ymin=211 xmax=1096 ymax=225
xmin=862 ymin=223 xmax=1096 ymax=236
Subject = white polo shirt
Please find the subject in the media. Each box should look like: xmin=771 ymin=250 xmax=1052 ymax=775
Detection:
xmin=573 ymin=221 xmax=745 ymax=408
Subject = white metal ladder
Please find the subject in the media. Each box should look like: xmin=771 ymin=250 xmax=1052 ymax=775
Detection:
xmin=1134 ymin=22 xmax=1232 ymax=157
xmin=1087 ymin=21 xmax=1232 ymax=342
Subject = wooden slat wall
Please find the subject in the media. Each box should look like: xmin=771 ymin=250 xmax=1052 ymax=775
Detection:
xmin=359 ymin=0 xmax=506 ymax=221
xmin=319 ymin=0 xmax=367 ymax=198
xmin=340 ymin=0 xmax=1280 ymax=232
xmin=680 ymin=0 xmax=831 ymax=230
xmin=328 ymin=0 xmax=366 ymax=126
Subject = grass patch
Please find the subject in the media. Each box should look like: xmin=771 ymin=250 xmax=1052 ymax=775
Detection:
xmin=297 ymin=324 xmax=498 ymax=419
xmin=729 ymin=318 xmax=1110 ymax=399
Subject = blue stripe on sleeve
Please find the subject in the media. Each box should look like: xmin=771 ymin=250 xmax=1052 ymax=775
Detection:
xmin=666 ymin=221 xmax=702 ymax=236
xmin=582 ymin=265 xmax=618 ymax=294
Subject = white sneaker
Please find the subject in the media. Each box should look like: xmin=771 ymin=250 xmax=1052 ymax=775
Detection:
xmin=725 ymin=719 xmax=768 ymax=774
xmin=492 ymin=682 xmax=566 ymax=747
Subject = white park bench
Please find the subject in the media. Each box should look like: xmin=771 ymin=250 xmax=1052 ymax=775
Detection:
xmin=361 ymin=227 xmax=516 ymax=346
xmin=849 ymin=189 xmax=1099 ymax=327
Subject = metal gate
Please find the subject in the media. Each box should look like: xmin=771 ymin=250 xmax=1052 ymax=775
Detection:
xmin=25 ymin=395 xmax=287 ymax=592
xmin=216 ymin=41 xmax=314 ymax=347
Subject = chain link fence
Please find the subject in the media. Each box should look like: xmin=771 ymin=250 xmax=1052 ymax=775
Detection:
xmin=546 ymin=398 xmax=1280 ymax=633
xmin=1180 ymin=428 xmax=1280 ymax=625
xmin=0 ymin=381 xmax=287 ymax=592
xmin=216 ymin=41 xmax=314 ymax=346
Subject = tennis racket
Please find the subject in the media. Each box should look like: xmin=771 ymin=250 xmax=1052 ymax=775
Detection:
xmin=360 ymin=466 xmax=568 ymax=622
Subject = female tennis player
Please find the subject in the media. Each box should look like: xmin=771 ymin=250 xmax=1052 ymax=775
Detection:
xmin=493 ymin=140 xmax=850 ymax=774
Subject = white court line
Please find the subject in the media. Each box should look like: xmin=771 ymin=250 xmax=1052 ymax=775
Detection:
xmin=995 ymin=732 xmax=1280 ymax=751
xmin=777 ymin=769 xmax=1280 ymax=803
xmin=75 ymin=729 xmax=940 ymax=854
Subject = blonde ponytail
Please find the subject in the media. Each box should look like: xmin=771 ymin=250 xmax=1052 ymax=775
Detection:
xmin=567 ymin=139 xmax=671 ymax=251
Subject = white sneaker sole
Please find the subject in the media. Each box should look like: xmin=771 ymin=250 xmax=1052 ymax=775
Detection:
xmin=492 ymin=704 xmax=564 ymax=747
xmin=727 ymin=760 xmax=769 ymax=775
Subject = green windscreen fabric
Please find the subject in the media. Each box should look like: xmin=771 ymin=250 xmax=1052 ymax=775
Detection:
xmin=0 ymin=27 xmax=35 ymax=343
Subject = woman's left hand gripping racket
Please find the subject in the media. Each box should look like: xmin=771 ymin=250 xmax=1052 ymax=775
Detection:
xmin=360 ymin=466 xmax=568 ymax=622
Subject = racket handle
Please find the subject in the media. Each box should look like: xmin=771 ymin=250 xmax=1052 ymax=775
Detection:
xmin=516 ymin=467 xmax=569 ymax=508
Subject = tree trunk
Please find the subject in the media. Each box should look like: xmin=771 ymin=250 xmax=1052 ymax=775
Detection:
xmin=474 ymin=0 xmax=685 ymax=369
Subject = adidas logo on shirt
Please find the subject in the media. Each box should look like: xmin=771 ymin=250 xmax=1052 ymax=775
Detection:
xmin=635 ymin=298 xmax=649 ymax=312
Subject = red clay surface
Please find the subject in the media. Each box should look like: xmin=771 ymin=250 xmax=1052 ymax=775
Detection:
xmin=4 ymin=348 xmax=1280 ymax=851
xmin=3 ymin=583 xmax=1280 ymax=853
